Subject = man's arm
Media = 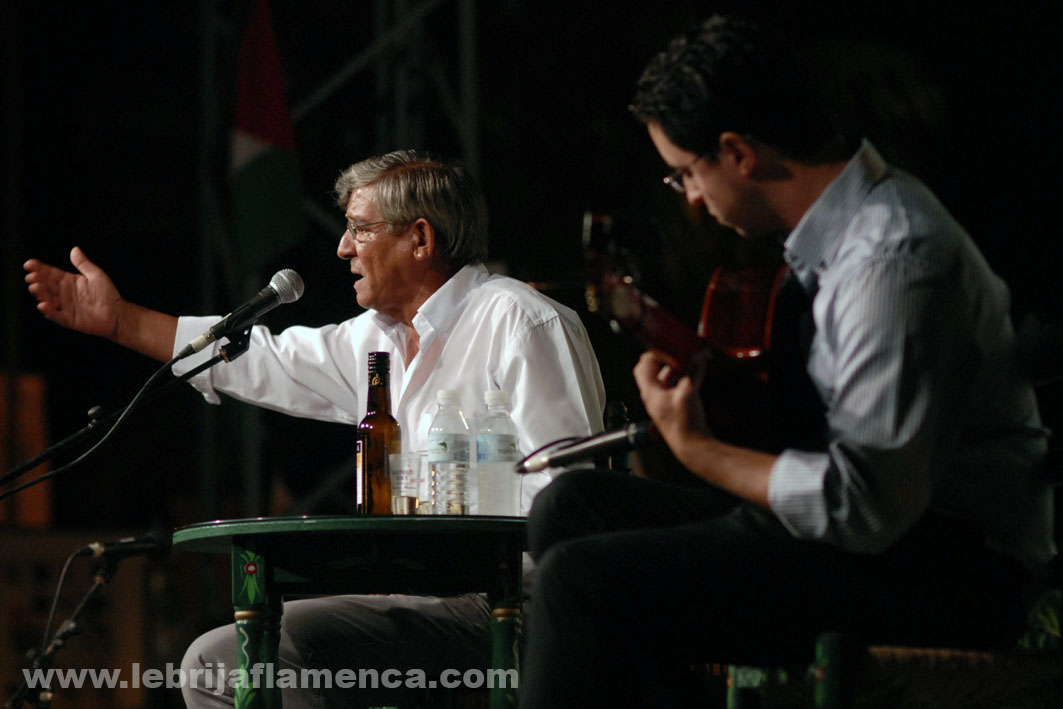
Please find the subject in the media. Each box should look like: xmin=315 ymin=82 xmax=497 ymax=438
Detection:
xmin=24 ymin=246 xmax=178 ymax=362
xmin=633 ymin=349 xmax=776 ymax=506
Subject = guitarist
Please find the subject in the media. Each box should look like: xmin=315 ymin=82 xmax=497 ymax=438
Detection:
xmin=520 ymin=14 xmax=1053 ymax=709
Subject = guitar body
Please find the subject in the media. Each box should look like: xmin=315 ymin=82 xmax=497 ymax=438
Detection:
xmin=583 ymin=213 xmax=826 ymax=478
xmin=699 ymin=265 xmax=789 ymax=365
xmin=697 ymin=265 xmax=789 ymax=450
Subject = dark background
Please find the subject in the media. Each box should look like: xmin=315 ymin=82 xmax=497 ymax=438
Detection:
xmin=1 ymin=0 xmax=1060 ymax=702
xmin=4 ymin=0 xmax=1059 ymax=529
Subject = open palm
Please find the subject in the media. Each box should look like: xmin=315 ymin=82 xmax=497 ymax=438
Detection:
xmin=24 ymin=246 xmax=123 ymax=339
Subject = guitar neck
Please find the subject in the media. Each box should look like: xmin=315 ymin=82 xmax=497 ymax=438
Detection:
xmin=630 ymin=291 xmax=705 ymax=371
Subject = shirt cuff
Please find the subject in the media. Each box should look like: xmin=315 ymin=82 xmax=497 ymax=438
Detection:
xmin=170 ymin=316 xmax=223 ymax=404
xmin=768 ymin=449 xmax=832 ymax=540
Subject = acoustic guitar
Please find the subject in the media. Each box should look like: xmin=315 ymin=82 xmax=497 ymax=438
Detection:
xmin=583 ymin=212 xmax=824 ymax=454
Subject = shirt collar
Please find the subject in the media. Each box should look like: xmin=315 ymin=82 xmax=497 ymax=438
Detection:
xmin=369 ymin=263 xmax=489 ymax=337
xmin=784 ymin=140 xmax=888 ymax=293
xmin=412 ymin=263 xmax=489 ymax=338
xmin=369 ymin=263 xmax=489 ymax=355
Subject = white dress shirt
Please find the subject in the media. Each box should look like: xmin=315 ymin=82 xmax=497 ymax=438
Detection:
xmin=769 ymin=141 xmax=1053 ymax=566
xmin=172 ymin=263 xmax=606 ymax=513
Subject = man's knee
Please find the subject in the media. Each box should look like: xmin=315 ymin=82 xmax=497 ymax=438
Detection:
xmin=183 ymin=624 xmax=237 ymax=673
xmin=534 ymin=541 xmax=580 ymax=591
xmin=181 ymin=624 xmax=238 ymax=706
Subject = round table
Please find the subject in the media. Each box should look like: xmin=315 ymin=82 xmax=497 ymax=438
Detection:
xmin=173 ymin=515 xmax=527 ymax=709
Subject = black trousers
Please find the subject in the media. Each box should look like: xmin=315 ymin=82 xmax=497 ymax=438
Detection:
xmin=519 ymin=469 xmax=1028 ymax=709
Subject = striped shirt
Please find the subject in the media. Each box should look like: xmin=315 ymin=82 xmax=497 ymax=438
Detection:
xmin=768 ymin=141 xmax=1053 ymax=566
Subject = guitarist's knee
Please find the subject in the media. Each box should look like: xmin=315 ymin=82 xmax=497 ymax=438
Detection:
xmin=527 ymin=468 xmax=615 ymax=560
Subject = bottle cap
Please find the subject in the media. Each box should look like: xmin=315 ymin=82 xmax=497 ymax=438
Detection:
xmin=436 ymin=389 xmax=461 ymax=405
xmin=484 ymin=389 xmax=510 ymax=407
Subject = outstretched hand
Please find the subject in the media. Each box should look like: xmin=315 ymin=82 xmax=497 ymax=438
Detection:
xmin=24 ymin=246 xmax=124 ymax=339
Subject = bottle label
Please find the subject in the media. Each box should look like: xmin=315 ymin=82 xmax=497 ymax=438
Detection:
xmin=476 ymin=433 xmax=520 ymax=462
xmin=427 ymin=433 xmax=470 ymax=463
xmin=355 ymin=438 xmax=365 ymax=507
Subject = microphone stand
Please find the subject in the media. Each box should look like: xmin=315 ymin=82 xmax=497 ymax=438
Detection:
xmin=4 ymin=557 xmax=119 ymax=709
xmin=0 ymin=327 xmax=253 ymax=500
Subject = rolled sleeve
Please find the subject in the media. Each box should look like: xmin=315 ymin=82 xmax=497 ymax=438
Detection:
xmin=171 ymin=315 xmax=225 ymax=404
xmin=768 ymin=449 xmax=832 ymax=539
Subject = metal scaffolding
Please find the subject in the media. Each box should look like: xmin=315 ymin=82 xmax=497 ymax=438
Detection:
xmin=294 ymin=0 xmax=480 ymax=171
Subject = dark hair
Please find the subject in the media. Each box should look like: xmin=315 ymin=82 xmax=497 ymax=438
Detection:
xmin=630 ymin=14 xmax=845 ymax=161
xmin=334 ymin=150 xmax=489 ymax=268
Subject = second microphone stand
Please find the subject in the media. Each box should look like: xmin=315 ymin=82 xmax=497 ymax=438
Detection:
xmin=4 ymin=556 xmax=119 ymax=709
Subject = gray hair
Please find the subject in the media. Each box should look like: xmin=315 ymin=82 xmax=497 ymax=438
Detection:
xmin=334 ymin=150 xmax=489 ymax=268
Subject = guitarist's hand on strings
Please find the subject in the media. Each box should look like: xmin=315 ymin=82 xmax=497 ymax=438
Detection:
xmin=633 ymin=348 xmax=777 ymax=507
xmin=634 ymin=348 xmax=712 ymax=443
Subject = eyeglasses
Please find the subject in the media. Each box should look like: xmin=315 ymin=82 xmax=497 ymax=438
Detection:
xmin=346 ymin=220 xmax=401 ymax=243
xmin=662 ymin=155 xmax=705 ymax=193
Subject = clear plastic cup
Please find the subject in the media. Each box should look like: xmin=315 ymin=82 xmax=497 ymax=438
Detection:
xmin=388 ymin=452 xmax=422 ymax=515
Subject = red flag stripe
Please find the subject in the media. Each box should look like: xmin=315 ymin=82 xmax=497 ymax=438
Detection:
xmin=234 ymin=0 xmax=296 ymax=150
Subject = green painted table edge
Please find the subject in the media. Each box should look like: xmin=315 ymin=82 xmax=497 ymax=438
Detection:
xmin=173 ymin=514 xmax=527 ymax=553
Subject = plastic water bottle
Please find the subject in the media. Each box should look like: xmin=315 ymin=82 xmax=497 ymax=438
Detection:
xmin=475 ymin=390 xmax=522 ymax=516
xmin=426 ymin=389 xmax=472 ymax=515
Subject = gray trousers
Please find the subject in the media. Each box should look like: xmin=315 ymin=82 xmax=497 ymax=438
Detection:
xmin=180 ymin=593 xmax=491 ymax=708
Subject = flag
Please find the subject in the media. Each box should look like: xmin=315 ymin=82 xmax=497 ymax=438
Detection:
xmin=229 ymin=0 xmax=304 ymax=281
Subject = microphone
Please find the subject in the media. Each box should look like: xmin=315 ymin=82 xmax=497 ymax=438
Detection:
xmin=76 ymin=532 xmax=171 ymax=561
xmin=516 ymin=421 xmax=659 ymax=473
xmin=176 ymin=269 xmax=305 ymax=359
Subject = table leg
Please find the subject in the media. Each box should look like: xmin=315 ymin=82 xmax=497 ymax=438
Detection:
xmin=489 ymin=606 xmax=521 ymax=709
xmin=232 ymin=542 xmax=282 ymax=709
xmin=488 ymin=541 xmax=524 ymax=709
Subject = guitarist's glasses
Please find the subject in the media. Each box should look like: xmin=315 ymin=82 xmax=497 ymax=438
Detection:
xmin=662 ymin=154 xmax=708 ymax=193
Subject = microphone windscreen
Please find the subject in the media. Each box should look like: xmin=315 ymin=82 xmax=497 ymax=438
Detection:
xmin=271 ymin=269 xmax=305 ymax=303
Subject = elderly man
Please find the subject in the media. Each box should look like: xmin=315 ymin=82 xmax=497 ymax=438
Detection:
xmin=26 ymin=150 xmax=605 ymax=707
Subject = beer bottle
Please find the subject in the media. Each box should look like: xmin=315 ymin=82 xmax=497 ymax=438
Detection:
xmin=356 ymin=352 xmax=401 ymax=514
